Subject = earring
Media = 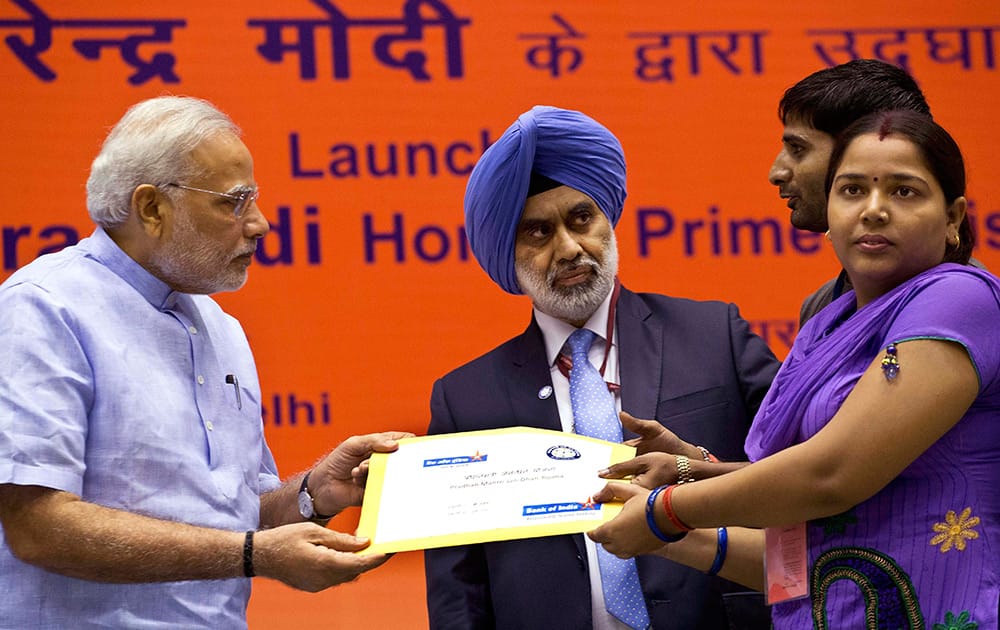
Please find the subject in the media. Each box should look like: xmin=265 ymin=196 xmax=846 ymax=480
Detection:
xmin=954 ymin=234 xmax=961 ymax=248
xmin=824 ymin=230 xmax=831 ymax=241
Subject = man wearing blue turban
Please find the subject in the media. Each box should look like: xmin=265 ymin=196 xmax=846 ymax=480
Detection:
xmin=464 ymin=105 xmax=627 ymax=295
xmin=425 ymin=106 xmax=777 ymax=629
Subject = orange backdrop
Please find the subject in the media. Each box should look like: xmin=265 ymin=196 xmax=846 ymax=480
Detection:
xmin=2 ymin=0 xmax=999 ymax=627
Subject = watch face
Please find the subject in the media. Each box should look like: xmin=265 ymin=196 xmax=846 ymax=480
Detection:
xmin=298 ymin=490 xmax=313 ymax=519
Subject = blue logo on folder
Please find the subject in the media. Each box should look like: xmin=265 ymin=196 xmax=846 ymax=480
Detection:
xmin=423 ymin=450 xmax=487 ymax=467
xmin=522 ymin=499 xmax=599 ymax=516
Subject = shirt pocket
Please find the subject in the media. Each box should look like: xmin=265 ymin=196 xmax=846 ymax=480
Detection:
xmin=655 ymin=386 xmax=743 ymax=453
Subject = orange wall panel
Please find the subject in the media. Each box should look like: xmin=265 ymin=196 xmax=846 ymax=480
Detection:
xmin=2 ymin=1 xmax=999 ymax=626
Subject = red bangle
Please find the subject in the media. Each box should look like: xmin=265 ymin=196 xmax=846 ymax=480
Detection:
xmin=661 ymin=484 xmax=694 ymax=532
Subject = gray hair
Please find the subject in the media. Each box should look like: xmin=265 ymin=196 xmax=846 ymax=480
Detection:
xmin=85 ymin=96 xmax=241 ymax=227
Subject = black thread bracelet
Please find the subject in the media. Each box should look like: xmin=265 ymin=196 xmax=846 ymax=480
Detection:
xmin=243 ymin=530 xmax=255 ymax=578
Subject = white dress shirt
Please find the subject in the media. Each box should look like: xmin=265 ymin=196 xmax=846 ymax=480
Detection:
xmin=532 ymin=288 xmax=633 ymax=630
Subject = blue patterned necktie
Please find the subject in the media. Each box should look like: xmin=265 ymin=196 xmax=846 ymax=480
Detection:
xmin=566 ymin=328 xmax=651 ymax=630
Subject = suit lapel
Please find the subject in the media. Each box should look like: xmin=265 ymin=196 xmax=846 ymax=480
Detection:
xmin=508 ymin=315 xmax=562 ymax=432
xmin=617 ymin=287 xmax=662 ymax=435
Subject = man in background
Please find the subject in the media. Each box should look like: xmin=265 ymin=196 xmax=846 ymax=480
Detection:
xmin=767 ymin=59 xmax=932 ymax=325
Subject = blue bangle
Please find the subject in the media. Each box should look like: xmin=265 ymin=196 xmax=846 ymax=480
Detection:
xmin=707 ymin=527 xmax=728 ymax=576
xmin=645 ymin=485 xmax=688 ymax=543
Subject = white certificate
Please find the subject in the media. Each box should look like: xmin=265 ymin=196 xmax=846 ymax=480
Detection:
xmin=356 ymin=427 xmax=634 ymax=554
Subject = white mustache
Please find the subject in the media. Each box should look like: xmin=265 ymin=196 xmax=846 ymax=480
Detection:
xmin=547 ymin=256 xmax=599 ymax=286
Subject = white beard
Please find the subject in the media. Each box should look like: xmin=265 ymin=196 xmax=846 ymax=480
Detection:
xmin=516 ymin=231 xmax=618 ymax=323
xmin=146 ymin=209 xmax=251 ymax=294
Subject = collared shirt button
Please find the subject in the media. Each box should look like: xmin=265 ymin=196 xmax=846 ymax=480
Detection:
xmin=197 ymin=375 xmax=205 ymax=385
xmin=188 ymin=326 xmax=198 ymax=334
xmin=206 ymin=420 xmax=214 ymax=431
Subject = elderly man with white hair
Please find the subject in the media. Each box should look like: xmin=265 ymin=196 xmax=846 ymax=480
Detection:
xmin=0 ymin=96 xmax=408 ymax=629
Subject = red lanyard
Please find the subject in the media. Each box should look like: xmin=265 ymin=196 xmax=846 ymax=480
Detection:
xmin=598 ymin=277 xmax=621 ymax=379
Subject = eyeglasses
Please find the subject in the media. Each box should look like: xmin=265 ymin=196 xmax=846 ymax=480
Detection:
xmin=166 ymin=182 xmax=260 ymax=218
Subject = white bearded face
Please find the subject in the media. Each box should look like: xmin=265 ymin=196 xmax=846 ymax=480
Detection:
xmin=514 ymin=186 xmax=618 ymax=325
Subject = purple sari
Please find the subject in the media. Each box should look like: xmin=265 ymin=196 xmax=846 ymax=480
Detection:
xmin=745 ymin=263 xmax=1000 ymax=629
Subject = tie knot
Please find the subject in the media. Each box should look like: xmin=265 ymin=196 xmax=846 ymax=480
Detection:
xmin=566 ymin=327 xmax=597 ymax=359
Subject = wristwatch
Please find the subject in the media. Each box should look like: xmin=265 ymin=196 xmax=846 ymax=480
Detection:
xmin=297 ymin=471 xmax=334 ymax=522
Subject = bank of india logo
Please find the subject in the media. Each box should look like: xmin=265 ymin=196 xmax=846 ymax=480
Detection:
xmin=546 ymin=445 xmax=580 ymax=460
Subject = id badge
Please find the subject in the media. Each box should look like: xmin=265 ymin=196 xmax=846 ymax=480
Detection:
xmin=764 ymin=522 xmax=809 ymax=604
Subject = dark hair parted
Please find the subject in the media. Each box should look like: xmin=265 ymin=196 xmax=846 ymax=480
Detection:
xmin=778 ymin=59 xmax=931 ymax=137
xmin=825 ymin=110 xmax=974 ymax=265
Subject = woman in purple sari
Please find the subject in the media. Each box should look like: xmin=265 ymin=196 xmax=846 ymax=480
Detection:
xmin=588 ymin=111 xmax=999 ymax=629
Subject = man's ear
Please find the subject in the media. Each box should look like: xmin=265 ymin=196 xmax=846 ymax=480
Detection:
xmin=131 ymin=184 xmax=166 ymax=237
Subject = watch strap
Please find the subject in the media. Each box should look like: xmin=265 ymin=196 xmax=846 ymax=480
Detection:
xmin=300 ymin=470 xmax=335 ymax=521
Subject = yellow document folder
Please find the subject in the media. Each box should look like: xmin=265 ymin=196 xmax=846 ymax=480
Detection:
xmin=356 ymin=427 xmax=634 ymax=554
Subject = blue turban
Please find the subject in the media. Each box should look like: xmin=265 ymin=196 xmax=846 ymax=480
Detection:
xmin=464 ymin=106 xmax=627 ymax=294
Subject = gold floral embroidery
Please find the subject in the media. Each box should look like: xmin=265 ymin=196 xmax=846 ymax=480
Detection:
xmin=930 ymin=507 xmax=980 ymax=553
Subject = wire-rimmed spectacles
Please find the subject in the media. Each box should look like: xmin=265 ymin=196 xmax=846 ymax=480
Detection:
xmin=166 ymin=182 xmax=259 ymax=218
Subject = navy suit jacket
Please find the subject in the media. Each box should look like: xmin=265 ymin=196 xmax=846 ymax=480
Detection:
xmin=425 ymin=287 xmax=779 ymax=629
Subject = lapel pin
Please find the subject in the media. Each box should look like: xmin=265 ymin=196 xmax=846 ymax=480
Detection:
xmin=538 ymin=385 xmax=553 ymax=400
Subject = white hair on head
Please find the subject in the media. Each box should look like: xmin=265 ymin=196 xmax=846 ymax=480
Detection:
xmin=85 ymin=96 xmax=240 ymax=227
